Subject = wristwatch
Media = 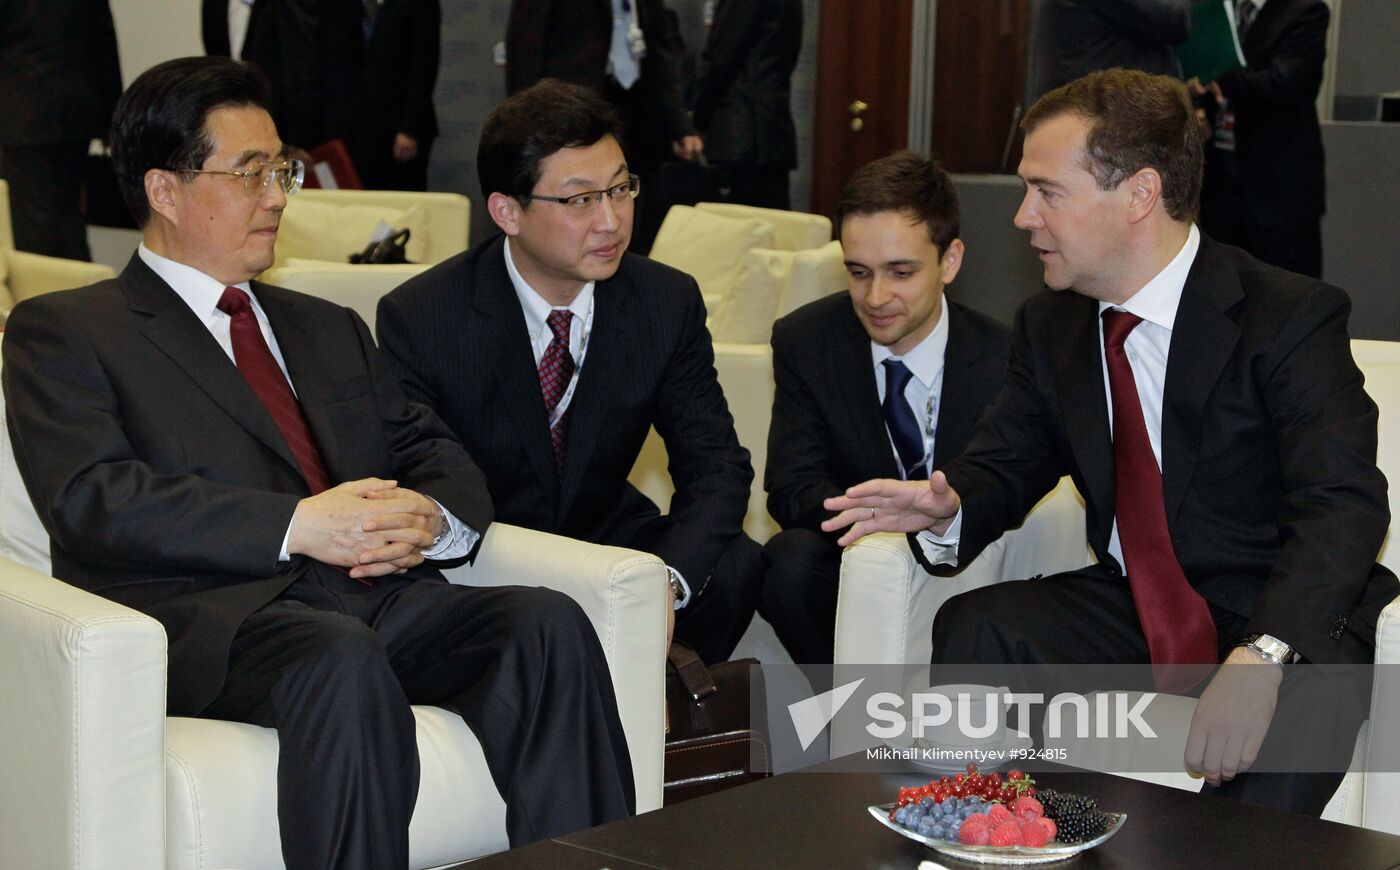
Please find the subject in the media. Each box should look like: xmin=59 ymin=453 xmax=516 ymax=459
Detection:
xmin=665 ymin=566 xmax=690 ymax=610
xmin=1236 ymin=633 xmax=1298 ymax=665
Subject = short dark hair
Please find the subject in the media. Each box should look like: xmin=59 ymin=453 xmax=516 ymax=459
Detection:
xmin=834 ymin=151 xmax=960 ymax=252
xmin=110 ymin=56 xmax=271 ymax=226
xmin=1021 ymin=68 xmax=1203 ymax=222
xmin=477 ymin=79 xmax=623 ymax=205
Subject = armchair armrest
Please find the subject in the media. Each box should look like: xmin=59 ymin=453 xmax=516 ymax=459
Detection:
xmin=1363 ymin=594 xmax=1400 ymax=834
xmin=0 ymin=558 xmax=167 ymax=869
xmin=440 ymin=523 xmax=669 ymax=813
xmin=6 ymin=251 xmax=116 ymax=302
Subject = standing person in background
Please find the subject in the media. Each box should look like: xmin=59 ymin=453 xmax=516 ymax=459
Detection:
xmin=0 ymin=0 xmax=121 ymax=261
xmin=505 ymin=0 xmax=700 ymax=252
xmin=352 ymin=0 xmax=441 ymax=190
xmin=202 ymin=0 xmax=363 ymax=153
xmin=1194 ymin=0 xmax=1329 ymax=278
xmin=1029 ymin=0 xmax=1192 ymax=102
xmin=689 ymin=0 xmax=803 ymax=210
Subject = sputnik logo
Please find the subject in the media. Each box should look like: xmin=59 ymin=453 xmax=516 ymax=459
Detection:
xmin=787 ymin=678 xmax=865 ymax=751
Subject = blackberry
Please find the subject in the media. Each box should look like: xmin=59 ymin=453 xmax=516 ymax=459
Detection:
xmin=1038 ymin=789 xmax=1111 ymax=843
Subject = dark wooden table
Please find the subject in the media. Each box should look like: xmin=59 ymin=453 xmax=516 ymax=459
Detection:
xmin=459 ymin=762 xmax=1400 ymax=869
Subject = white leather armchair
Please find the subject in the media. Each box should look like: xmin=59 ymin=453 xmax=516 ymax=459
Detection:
xmin=0 ymin=332 xmax=668 ymax=869
xmin=830 ymin=341 xmax=1400 ymax=835
xmin=260 ymin=259 xmax=429 ymax=338
xmin=0 ymin=179 xmax=115 ymax=309
xmin=274 ymin=188 xmax=471 ymax=268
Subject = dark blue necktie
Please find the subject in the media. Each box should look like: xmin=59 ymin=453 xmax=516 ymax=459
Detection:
xmin=881 ymin=359 xmax=925 ymax=479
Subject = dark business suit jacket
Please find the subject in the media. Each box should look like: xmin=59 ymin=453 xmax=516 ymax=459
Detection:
xmin=0 ymin=0 xmax=121 ymax=146
xmin=504 ymin=0 xmax=693 ymax=171
xmin=766 ymin=293 xmax=1011 ymax=537
xmin=1031 ymin=0 xmax=1191 ymax=101
xmin=2 ymin=255 xmax=492 ymax=716
xmin=203 ymin=0 xmax=364 ymax=150
xmin=1212 ymin=0 xmax=1329 ymax=224
xmin=690 ymin=0 xmax=802 ymax=171
xmin=376 ymin=234 xmax=751 ymax=589
xmin=921 ymin=236 xmax=1396 ymax=665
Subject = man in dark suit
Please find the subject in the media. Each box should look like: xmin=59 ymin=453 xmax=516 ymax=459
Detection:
xmin=2 ymin=57 xmax=633 ymax=870
xmin=202 ymin=0 xmax=363 ymax=152
xmin=0 ymin=0 xmax=121 ymax=260
xmin=825 ymin=69 xmax=1395 ymax=815
xmin=378 ymin=79 xmax=761 ymax=665
xmin=1194 ymin=0 xmax=1329 ymax=278
xmin=763 ymin=151 xmax=1010 ymax=665
xmin=1029 ymin=0 xmax=1192 ymax=101
xmin=690 ymin=0 xmax=803 ymax=210
xmin=504 ymin=0 xmax=700 ymax=252
xmin=351 ymin=0 xmax=441 ymax=190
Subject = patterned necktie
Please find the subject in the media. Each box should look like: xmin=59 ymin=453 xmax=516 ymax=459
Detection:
xmin=539 ymin=309 xmax=575 ymax=470
xmin=1102 ymin=310 xmax=1217 ymax=689
xmin=217 ymin=286 xmax=331 ymax=495
xmin=1236 ymin=0 xmax=1257 ymax=42
xmin=881 ymin=359 xmax=926 ymax=480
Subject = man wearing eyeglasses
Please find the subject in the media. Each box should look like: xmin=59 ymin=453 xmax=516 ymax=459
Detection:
xmin=378 ymin=79 xmax=763 ymax=666
xmin=2 ymin=57 xmax=634 ymax=870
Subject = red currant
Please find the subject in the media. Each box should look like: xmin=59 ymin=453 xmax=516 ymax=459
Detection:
xmin=1008 ymin=769 xmax=1024 ymax=781
xmin=966 ymin=762 xmax=979 ymax=775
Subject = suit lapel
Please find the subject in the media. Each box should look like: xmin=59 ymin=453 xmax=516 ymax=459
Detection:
xmin=125 ymin=256 xmax=304 ymax=479
xmin=1161 ymin=237 xmax=1242 ymax=526
xmin=1051 ymin=293 xmax=1115 ymax=543
xmin=474 ymin=240 xmax=562 ymax=505
xmin=556 ymin=268 xmax=632 ymax=522
xmin=831 ymin=304 xmax=900 ymax=478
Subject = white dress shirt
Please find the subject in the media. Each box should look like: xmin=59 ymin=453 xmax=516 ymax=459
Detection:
xmin=871 ymin=298 xmax=949 ymax=476
xmin=137 ymin=244 xmax=477 ymax=562
xmin=916 ymin=224 xmax=1201 ymax=569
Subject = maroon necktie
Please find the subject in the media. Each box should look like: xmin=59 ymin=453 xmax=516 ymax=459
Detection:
xmin=538 ymin=309 xmax=574 ymax=470
xmin=217 ymin=286 xmax=331 ymax=495
xmin=1102 ymin=310 xmax=1217 ymax=689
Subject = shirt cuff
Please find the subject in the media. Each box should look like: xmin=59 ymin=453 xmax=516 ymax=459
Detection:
xmin=421 ymin=498 xmax=479 ymax=559
xmin=667 ymin=566 xmax=692 ymax=610
xmin=914 ymin=508 xmax=963 ymax=568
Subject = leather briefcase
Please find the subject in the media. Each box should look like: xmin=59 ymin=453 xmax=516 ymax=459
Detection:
xmin=663 ymin=642 xmax=771 ymax=805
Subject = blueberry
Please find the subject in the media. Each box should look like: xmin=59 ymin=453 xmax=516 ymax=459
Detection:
xmin=921 ymin=797 xmax=936 ymax=809
xmin=917 ymin=820 xmax=938 ymax=838
xmin=895 ymin=808 xmax=910 ymax=826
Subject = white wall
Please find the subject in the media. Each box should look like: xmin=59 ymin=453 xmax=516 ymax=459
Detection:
xmin=109 ymin=0 xmax=203 ymax=88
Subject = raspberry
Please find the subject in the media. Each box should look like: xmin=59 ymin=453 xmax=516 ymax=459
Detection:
xmin=1036 ymin=816 xmax=1057 ymax=839
xmin=960 ymin=812 xmax=992 ymax=830
xmin=1021 ymin=820 xmax=1051 ymax=848
xmin=987 ymin=803 xmax=1011 ymax=824
xmin=988 ymin=820 xmax=1024 ymax=847
xmin=959 ymin=823 xmax=991 ymax=845
xmin=1012 ymin=796 xmax=1044 ymax=819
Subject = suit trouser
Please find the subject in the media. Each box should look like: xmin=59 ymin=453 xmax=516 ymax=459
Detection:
xmin=929 ymin=567 xmax=1368 ymax=817
xmin=202 ymin=565 xmax=635 ymax=870
xmin=0 ymin=139 xmax=93 ymax=261
xmin=759 ymin=528 xmax=842 ymax=666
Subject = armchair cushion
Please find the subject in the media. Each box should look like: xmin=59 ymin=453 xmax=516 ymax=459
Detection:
xmin=276 ymin=198 xmax=431 ymax=266
xmin=709 ymin=242 xmax=845 ymax=344
xmin=649 ymin=205 xmax=774 ymax=303
xmin=694 ymin=202 xmax=832 ymax=251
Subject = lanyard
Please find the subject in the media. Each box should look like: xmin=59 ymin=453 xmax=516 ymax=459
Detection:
xmin=545 ymin=295 xmax=596 ymax=430
xmin=891 ymin=372 xmax=940 ymax=480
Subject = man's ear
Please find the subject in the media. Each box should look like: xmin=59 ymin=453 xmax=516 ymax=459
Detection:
xmin=145 ymin=168 xmax=181 ymax=226
xmin=487 ymin=192 xmax=523 ymax=236
xmin=1126 ymin=168 xmax=1163 ymax=224
xmin=939 ymin=238 xmax=966 ymax=286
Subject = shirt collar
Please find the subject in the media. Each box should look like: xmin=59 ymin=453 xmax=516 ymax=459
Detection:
xmin=137 ymin=243 xmax=253 ymax=317
xmin=504 ymin=238 xmax=594 ymax=334
xmin=1097 ymin=223 xmax=1200 ymax=332
xmin=870 ymin=297 xmax=950 ymax=388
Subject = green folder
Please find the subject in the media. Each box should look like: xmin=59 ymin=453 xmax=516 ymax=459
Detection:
xmin=1176 ymin=0 xmax=1247 ymax=82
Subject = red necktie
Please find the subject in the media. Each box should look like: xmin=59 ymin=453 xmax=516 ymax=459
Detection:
xmin=538 ymin=309 xmax=574 ymax=470
xmin=217 ymin=286 xmax=331 ymax=495
xmin=1102 ymin=310 xmax=1217 ymax=689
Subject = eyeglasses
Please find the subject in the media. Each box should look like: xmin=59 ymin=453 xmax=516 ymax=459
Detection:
xmin=174 ymin=158 xmax=305 ymax=196
xmin=528 ymin=174 xmax=640 ymax=213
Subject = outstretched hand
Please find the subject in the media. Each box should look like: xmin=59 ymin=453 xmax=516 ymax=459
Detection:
xmin=820 ymin=470 xmax=962 ymax=547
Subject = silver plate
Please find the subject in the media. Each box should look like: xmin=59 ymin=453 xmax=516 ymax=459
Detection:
xmin=869 ymin=803 xmax=1126 ymax=865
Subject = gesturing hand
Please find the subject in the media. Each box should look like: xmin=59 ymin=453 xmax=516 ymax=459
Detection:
xmin=288 ymin=478 xmax=443 ymax=579
xmin=1184 ymin=646 xmax=1283 ymax=786
xmin=820 ymin=470 xmax=962 ymax=547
